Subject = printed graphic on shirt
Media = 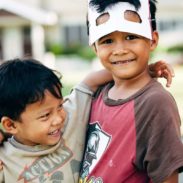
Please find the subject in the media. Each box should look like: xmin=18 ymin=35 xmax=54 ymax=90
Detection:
xmin=79 ymin=176 xmax=103 ymax=183
xmin=79 ymin=122 xmax=111 ymax=183
xmin=18 ymin=141 xmax=80 ymax=182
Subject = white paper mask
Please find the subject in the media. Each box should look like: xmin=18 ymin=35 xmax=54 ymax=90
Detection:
xmin=88 ymin=0 xmax=152 ymax=45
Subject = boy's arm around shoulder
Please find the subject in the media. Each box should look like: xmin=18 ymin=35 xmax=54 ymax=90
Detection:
xmin=82 ymin=69 xmax=112 ymax=92
xmin=82 ymin=61 xmax=174 ymax=91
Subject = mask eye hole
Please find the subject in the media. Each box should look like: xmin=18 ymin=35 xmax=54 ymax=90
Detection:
xmin=96 ymin=12 xmax=110 ymax=26
xmin=124 ymin=10 xmax=142 ymax=23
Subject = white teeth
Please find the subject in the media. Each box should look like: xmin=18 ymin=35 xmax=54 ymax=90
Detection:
xmin=49 ymin=129 xmax=59 ymax=135
xmin=113 ymin=59 xmax=134 ymax=65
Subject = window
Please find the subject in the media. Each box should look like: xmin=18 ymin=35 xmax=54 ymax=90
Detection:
xmin=23 ymin=27 xmax=32 ymax=57
xmin=63 ymin=25 xmax=88 ymax=47
xmin=158 ymin=20 xmax=183 ymax=32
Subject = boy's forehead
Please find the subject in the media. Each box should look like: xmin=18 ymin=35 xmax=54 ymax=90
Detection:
xmin=88 ymin=0 xmax=152 ymax=45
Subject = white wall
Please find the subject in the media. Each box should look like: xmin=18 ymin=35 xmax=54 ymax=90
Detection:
xmin=13 ymin=0 xmax=41 ymax=7
xmin=2 ymin=27 xmax=23 ymax=60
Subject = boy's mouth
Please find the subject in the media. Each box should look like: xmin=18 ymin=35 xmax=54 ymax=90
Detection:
xmin=112 ymin=59 xmax=135 ymax=65
xmin=48 ymin=129 xmax=60 ymax=136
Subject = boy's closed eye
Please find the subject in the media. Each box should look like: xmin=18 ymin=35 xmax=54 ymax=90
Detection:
xmin=37 ymin=102 xmax=64 ymax=122
xmin=38 ymin=112 xmax=51 ymax=121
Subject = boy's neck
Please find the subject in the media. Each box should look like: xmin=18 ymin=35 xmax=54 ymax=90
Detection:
xmin=108 ymin=73 xmax=152 ymax=100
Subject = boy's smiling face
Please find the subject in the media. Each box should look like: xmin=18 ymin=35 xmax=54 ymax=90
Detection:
xmin=95 ymin=30 xmax=158 ymax=81
xmin=93 ymin=9 xmax=158 ymax=81
xmin=89 ymin=0 xmax=158 ymax=82
xmin=13 ymin=90 xmax=66 ymax=146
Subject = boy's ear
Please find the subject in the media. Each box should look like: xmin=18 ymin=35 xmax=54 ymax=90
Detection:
xmin=1 ymin=117 xmax=18 ymax=135
xmin=150 ymin=31 xmax=159 ymax=51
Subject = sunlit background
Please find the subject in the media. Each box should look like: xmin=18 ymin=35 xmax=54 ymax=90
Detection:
xmin=0 ymin=0 xmax=183 ymax=131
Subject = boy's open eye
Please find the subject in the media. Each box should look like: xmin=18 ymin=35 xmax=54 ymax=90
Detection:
xmin=100 ymin=38 xmax=113 ymax=45
xmin=126 ymin=35 xmax=139 ymax=40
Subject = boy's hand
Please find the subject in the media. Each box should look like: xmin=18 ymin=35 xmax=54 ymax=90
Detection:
xmin=149 ymin=61 xmax=175 ymax=87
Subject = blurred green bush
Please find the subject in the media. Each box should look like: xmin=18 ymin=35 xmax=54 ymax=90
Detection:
xmin=167 ymin=44 xmax=183 ymax=53
xmin=46 ymin=43 xmax=96 ymax=61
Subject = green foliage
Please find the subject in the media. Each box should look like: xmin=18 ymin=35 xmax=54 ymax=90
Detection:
xmin=167 ymin=44 xmax=183 ymax=53
xmin=62 ymin=84 xmax=73 ymax=96
xmin=46 ymin=43 xmax=96 ymax=61
xmin=46 ymin=43 xmax=64 ymax=55
xmin=77 ymin=46 xmax=96 ymax=61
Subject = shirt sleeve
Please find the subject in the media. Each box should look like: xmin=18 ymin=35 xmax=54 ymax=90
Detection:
xmin=135 ymin=89 xmax=183 ymax=183
xmin=0 ymin=170 xmax=4 ymax=183
xmin=62 ymin=83 xmax=94 ymax=137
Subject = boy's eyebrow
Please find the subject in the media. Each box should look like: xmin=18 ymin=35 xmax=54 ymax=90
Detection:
xmin=98 ymin=33 xmax=110 ymax=42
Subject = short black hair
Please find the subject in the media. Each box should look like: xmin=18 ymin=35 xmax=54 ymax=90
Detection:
xmin=87 ymin=0 xmax=157 ymax=35
xmin=89 ymin=0 xmax=141 ymax=13
xmin=0 ymin=58 xmax=63 ymax=121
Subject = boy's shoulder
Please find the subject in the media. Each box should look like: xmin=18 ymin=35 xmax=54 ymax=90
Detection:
xmin=134 ymin=80 xmax=179 ymax=124
xmin=135 ymin=80 xmax=180 ymax=128
xmin=139 ymin=80 xmax=175 ymax=105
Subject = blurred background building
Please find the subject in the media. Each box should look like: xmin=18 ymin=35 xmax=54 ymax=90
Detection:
xmin=0 ymin=0 xmax=87 ymax=61
xmin=157 ymin=0 xmax=183 ymax=47
xmin=0 ymin=0 xmax=183 ymax=63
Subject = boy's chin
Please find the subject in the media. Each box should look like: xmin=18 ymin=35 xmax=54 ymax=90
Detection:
xmin=47 ymin=137 xmax=61 ymax=146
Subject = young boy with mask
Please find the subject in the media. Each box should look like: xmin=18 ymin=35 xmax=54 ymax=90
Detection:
xmin=79 ymin=0 xmax=183 ymax=182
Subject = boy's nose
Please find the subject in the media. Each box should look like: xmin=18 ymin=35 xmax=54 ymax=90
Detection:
xmin=52 ymin=111 xmax=65 ymax=126
xmin=112 ymin=43 xmax=128 ymax=55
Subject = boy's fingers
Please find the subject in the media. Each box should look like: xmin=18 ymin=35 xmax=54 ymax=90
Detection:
xmin=162 ymin=70 xmax=172 ymax=87
xmin=162 ymin=63 xmax=175 ymax=77
xmin=158 ymin=61 xmax=175 ymax=77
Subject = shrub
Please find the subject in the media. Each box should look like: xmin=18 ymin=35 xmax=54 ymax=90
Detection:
xmin=46 ymin=43 xmax=64 ymax=55
xmin=47 ymin=43 xmax=96 ymax=61
xmin=167 ymin=44 xmax=183 ymax=53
